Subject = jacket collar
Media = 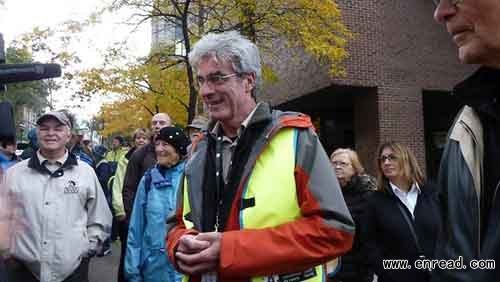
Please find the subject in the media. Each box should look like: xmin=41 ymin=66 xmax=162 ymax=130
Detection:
xmin=28 ymin=150 xmax=78 ymax=176
xmin=454 ymin=67 xmax=500 ymax=121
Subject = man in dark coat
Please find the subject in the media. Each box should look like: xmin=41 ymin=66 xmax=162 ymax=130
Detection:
xmin=432 ymin=1 xmax=500 ymax=281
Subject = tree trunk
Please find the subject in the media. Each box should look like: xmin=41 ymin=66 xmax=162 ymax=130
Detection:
xmin=182 ymin=0 xmax=197 ymax=124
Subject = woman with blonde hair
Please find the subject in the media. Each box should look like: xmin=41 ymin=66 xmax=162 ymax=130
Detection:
xmin=329 ymin=148 xmax=375 ymax=282
xmin=362 ymin=141 xmax=441 ymax=282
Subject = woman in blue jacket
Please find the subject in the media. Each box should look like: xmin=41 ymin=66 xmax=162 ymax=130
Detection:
xmin=125 ymin=126 xmax=190 ymax=282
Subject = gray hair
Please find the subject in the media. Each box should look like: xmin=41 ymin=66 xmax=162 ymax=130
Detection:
xmin=188 ymin=31 xmax=262 ymax=99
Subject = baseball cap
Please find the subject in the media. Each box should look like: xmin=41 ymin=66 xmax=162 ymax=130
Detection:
xmin=186 ymin=115 xmax=209 ymax=131
xmin=36 ymin=111 xmax=72 ymax=128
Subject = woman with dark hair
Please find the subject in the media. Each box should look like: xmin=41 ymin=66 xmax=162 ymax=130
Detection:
xmin=329 ymin=148 xmax=375 ymax=282
xmin=362 ymin=141 xmax=441 ymax=282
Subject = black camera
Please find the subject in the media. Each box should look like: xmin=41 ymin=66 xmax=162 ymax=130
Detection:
xmin=0 ymin=32 xmax=62 ymax=85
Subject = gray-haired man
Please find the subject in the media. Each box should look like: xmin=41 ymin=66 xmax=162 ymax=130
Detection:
xmin=166 ymin=31 xmax=354 ymax=282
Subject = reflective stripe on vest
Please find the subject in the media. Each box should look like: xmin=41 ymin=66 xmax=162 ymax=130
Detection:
xmin=182 ymin=128 xmax=324 ymax=282
xmin=182 ymin=177 xmax=194 ymax=230
xmin=181 ymin=178 xmax=193 ymax=282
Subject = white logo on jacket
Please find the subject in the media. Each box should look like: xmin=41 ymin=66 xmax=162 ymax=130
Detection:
xmin=64 ymin=180 xmax=79 ymax=193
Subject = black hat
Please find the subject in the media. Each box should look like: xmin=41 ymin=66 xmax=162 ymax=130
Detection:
xmin=156 ymin=126 xmax=190 ymax=157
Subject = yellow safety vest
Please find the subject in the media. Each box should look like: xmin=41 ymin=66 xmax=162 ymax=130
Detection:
xmin=182 ymin=128 xmax=325 ymax=282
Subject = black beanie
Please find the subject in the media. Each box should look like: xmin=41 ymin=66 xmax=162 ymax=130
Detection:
xmin=156 ymin=126 xmax=190 ymax=157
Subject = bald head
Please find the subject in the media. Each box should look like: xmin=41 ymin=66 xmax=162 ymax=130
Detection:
xmin=151 ymin=113 xmax=172 ymax=137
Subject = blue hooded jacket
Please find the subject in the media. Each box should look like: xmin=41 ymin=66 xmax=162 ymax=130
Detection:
xmin=125 ymin=162 xmax=185 ymax=282
xmin=0 ymin=151 xmax=17 ymax=171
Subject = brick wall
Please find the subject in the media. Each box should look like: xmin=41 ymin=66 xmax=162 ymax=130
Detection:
xmin=261 ymin=0 xmax=476 ymax=175
xmin=353 ymin=88 xmax=379 ymax=175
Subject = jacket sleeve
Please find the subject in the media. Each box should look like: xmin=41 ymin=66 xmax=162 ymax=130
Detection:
xmin=218 ymin=128 xmax=355 ymax=278
xmin=112 ymin=156 xmax=128 ymax=217
xmin=123 ymin=149 xmax=142 ymax=219
xmin=358 ymin=194 xmax=389 ymax=278
xmin=431 ymin=139 xmax=478 ymax=281
xmin=166 ymin=175 xmax=199 ymax=267
xmin=86 ymin=168 xmax=113 ymax=255
xmin=125 ymin=176 xmax=147 ymax=282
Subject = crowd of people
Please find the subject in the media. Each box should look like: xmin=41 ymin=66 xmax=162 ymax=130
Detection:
xmin=0 ymin=0 xmax=499 ymax=281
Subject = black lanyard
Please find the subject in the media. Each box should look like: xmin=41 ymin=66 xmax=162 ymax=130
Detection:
xmin=214 ymin=134 xmax=224 ymax=232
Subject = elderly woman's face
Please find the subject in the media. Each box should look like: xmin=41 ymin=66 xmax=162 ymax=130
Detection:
xmin=331 ymin=153 xmax=356 ymax=188
xmin=379 ymin=147 xmax=402 ymax=182
xmin=155 ymin=140 xmax=180 ymax=167
xmin=434 ymin=0 xmax=500 ymax=66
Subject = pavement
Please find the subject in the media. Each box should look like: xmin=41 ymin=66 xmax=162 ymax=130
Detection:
xmin=89 ymin=241 xmax=121 ymax=282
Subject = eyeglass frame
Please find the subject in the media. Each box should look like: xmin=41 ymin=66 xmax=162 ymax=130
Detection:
xmin=378 ymin=154 xmax=399 ymax=163
xmin=194 ymin=72 xmax=241 ymax=89
xmin=432 ymin=0 xmax=463 ymax=7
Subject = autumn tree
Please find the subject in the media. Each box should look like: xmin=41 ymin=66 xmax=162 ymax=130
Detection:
xmin=11 ymin=24 xmax=85 ymax=109
xmin=82 ymin=0 xmax=351 ymax=124
xmin=81 ymin=57 xmax=189 ymax=138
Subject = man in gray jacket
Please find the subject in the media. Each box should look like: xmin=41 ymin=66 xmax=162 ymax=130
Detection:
xmin=2 ymin=111 xmax=112 ymax=282
xmin=432 ymin=1 xmax=500 ymax=281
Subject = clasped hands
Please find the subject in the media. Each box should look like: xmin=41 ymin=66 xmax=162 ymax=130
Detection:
xmin=175 ymin=232 xmax=222 ymax=275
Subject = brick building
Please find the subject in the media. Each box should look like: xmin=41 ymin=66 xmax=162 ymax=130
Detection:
xmin=260 ymin=0 xmax=476 ymax=177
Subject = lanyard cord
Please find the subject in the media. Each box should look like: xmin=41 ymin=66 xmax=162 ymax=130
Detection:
xmin=214 ymin=135 xmax=224 ymax=232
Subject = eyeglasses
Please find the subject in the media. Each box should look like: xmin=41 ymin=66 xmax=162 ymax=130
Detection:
xmin=195 ymin=73 xmax=240 ymax=89
xmin=379 ymin=154 xmax=398 ymax=163
xmin=432 ymin=0 xmax=463 ymax=7
xmin=332 ymin=161 xmax=352 ymax=168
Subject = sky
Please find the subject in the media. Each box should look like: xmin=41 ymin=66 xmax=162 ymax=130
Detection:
xmin=0 ymin=0 xmax=150 ymax=123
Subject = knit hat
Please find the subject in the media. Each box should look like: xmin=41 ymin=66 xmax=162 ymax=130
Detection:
xmin=92 ymin=145 xmax=108 ymax=159
xmin=156 ymin=126 xmax=190 ymax=157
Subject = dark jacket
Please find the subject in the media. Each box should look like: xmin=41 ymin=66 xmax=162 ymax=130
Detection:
xmin=334 ymin=175 xmax=375 ymax=282
xmin=0 ymin=258 xmax=7 ymax=282
xmin=122 ymin=143 xmax=156 ymax=219
xmin=362 ymin=182 xmax=441 ymax=282
xmin=95 ymin=159 xmax=114 ymax=206
xmin=432 ymin=67 xmax=500 ymax=282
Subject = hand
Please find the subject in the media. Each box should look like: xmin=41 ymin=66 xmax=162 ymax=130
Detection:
xmin=177 ymin=234 xmax=210 ymax=254
xmin=176 ymin=232 xmax=222 ymax=275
